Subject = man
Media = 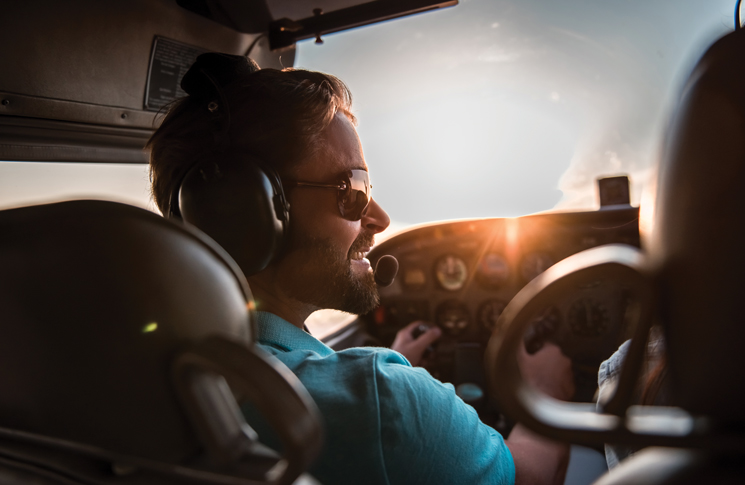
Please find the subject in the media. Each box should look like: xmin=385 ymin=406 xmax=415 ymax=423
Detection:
xmin=148 ymin=53 xmax=574 ymax=485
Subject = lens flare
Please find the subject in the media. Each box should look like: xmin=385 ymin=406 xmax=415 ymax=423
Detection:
xmin=504 ymin=217 xmax=520 ymax=259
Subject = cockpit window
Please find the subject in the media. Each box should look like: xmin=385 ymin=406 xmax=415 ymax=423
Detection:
xmin=2 ymin=2 xmax=734 ymax=231
xmin=1 ymin=2 xmax=737 ymax=341
xmin=294 ymin=0 xmax=735 ymax=235
xmin=0 ymin=162 xmax=154 ymax=212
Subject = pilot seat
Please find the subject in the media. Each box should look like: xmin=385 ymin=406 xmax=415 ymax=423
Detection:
xmin=0 ymin=200 xmax=322 ymax=485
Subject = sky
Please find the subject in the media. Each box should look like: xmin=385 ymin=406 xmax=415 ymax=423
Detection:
xmin=0 ymin=0 xmax=738 ymax=235
xmin=293 ymin=0 xmax=736 ymax=231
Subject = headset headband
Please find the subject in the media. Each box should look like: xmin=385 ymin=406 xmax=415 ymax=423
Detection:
xmin=167 ymin=53 xmax=290 ymax=276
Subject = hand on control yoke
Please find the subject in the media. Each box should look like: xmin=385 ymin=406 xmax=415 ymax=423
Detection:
xmin=517 ymin=342 xmax=575 ymax=401
xmin=391 ymin=321 xmax=442 ymax=367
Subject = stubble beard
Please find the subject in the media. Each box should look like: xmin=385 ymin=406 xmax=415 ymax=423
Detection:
xmin=282 ymin=231 xmax=380 ymax=315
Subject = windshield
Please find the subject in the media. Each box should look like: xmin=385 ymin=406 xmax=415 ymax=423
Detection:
xmin=294 ymin=0 xmax=735 ymax=235
xmin=0 ymin=162 xmax=154 ymax=211
xmin=0 ymin=2 xmax=736 ymax=226
xmin=0 ymin=0 xmax=736 ymax=339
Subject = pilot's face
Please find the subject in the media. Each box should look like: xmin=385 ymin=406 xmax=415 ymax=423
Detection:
xmin=276 ymin=112 xmax=391 ymax=314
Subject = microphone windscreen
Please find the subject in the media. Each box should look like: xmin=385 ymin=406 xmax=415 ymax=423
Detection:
xmin=374 ymin=255 xmax=399 ymax=287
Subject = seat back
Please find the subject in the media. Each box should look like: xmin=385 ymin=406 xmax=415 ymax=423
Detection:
xmin=644 ymin=27 xmax=745 ymax=422
xmin=484 ymin=26 xmax=745 ymax=465
xmin=0 ymin=200 xmax=321 ymax=484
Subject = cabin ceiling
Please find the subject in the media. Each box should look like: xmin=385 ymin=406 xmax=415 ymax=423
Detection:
xmin=0 ymin=0 xmax=455 ymax=164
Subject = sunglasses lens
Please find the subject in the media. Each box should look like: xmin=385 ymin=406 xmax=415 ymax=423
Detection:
xmin=339 ymin=170 xmax=371 ymax=220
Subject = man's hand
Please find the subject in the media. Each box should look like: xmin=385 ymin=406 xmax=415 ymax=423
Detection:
xmin=391 ymin=321 xmax=442 ymax=366
xmin=517 ymin=341 xmax=575 ymax=400
xmin=506 ymin=344 xmax=575 ymax=485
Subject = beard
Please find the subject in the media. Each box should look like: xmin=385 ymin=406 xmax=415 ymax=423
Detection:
xmin=280 ymin=229 xmax=380 ymax=315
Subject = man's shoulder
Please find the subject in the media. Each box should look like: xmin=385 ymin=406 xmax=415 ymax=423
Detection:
xmin=254 ymin=340 xmax=513 ymax=484
xmin=257 ymin=340 xmax=413 ymax=373
xmin=257 ymin=341 xmax=447 ymax=402
xmin=336 ymin=346 xmax=411 ymax=366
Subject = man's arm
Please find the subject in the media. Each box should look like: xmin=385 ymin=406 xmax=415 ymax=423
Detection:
xmin=506 ymin=424 xmax=569 ymax=485
xmin=505 ymin=343 xmax=575 ymax=485
xmin=388 ymin=324 xmax=575 ymax=484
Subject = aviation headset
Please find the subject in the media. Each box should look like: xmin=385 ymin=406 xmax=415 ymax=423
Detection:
xmin=168 ymin=53 xmax=290 ymax=276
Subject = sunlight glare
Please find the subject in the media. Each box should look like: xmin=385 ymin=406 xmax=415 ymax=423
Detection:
xmin=504 ymin=217 xmax=520 ymax=260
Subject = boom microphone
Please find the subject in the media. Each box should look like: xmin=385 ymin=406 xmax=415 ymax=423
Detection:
xmin=374 ymin=255 xmax=399 ymax=287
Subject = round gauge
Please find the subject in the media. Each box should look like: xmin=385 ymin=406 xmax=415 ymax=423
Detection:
xmin=478 ymin=299 xmax=507 ymax=332
xmin=476 ymin=253 xmax=510 ymax=287
xmin=435 ymin=255 xmax=469 ymax=291
xmin=568 ymin=298 xmax=610 ymax=336
xmin=520 ymin=252 xmax=554 ymax=282
xmin=435 ymin=300 xmax=470 ymax=335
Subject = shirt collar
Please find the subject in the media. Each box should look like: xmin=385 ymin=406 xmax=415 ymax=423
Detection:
xmin=254 ymin=311 xmax=335 ymax=357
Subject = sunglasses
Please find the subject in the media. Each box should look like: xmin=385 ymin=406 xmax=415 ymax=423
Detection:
xmin=282 ymin=169 xmax=372 ymax=221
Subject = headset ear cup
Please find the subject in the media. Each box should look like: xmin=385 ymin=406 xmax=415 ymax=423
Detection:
xmin=179 ymin=158 xmax=285 ymax=276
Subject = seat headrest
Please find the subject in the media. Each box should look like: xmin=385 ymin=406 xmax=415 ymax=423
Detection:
xmin=645 ymin=28 xmax=745 ymax=423
xmin=0 ymin=200 xmax=252 ymax=462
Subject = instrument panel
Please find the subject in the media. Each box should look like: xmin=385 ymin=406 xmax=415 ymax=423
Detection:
xmin=361 ymin=206 xmax=640 ymax=430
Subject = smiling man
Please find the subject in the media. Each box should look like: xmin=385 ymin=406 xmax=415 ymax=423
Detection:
xmin=248 ymin=110 xmax=390 ymax=325
xmin=147 ymin=53 xmax=574 ymax=485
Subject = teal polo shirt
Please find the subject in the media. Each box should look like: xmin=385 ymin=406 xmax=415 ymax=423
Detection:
xmin=243 ymin=311 xmax=515 ymax=485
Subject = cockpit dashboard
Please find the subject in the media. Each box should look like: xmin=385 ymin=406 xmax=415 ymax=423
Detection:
xmin=356 ymin=206 xmax=640 ymax=431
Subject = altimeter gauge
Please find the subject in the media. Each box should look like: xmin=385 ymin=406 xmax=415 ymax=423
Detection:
xmin=436 ymin=300 xmax=470 ymax=335
xmin=435 ymin=255 xmax=468 ymax=291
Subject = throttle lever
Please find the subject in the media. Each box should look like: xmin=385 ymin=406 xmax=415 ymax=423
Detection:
xmin=412 ymin=323 xmax=430 ymax=339
xmin=412 ymin=323 xmax=436 ymax=359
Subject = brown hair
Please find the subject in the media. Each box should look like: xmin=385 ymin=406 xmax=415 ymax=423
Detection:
xmin=146 ymin=64 xmax=355 ymax=215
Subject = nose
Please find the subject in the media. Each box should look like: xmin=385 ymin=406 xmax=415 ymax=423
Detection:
xmin=362 ymin=198 xmax=390 ymax=234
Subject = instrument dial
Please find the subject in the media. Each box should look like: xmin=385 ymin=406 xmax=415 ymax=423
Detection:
xmin=477 ymin=253 xmax=510 ymax=287
xmin=520 ymin=252 xmax=554 ymax=282
xmin=435 ymin=300 xmax=470 ymax=335
xmin=568 ymin=298 xmax=610 ymax=336
xmin=478 ymin=299 xmax=507 ymax=332
xmin=435 ymin=255 xmax=469 ymax=291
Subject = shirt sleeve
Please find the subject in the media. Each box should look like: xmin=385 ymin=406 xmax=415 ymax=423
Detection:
xmin=373 ymin=351 xmax=515 ymax=485
xmin=597 ymin=339 xmax=633 ymax=469
xmin=597 ymin=339 xmax=630 ymax=390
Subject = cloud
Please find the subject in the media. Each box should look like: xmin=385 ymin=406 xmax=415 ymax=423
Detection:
xmin=551 ymin=27 xmax=617 ymax=58
xmin=477 ymin=46 xmax=521 ymax=63
xmin=554 ymin=132 xmax=661 ymax=211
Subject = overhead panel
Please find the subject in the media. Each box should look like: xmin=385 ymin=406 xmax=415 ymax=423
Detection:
xmin=0 ymin=0 xmax=266 ymax=163
xmin=145 ymin=37 xmax=209 ymax=113
xmin=0 ymin=0 xmax=456 ymax=164
xmin=267 ymin=0 xmax=458 ymax=50
xmin=177 ymin=0 xmax=458 ymax=49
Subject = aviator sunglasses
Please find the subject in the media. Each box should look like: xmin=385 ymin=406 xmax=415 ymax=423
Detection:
xmin=282 ymin=169 xmax=372 ymax=221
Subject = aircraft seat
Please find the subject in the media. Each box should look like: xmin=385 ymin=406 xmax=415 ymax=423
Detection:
xmin=485 ymin=25 xmax=745 ymax=485
xmin=0 ymin=200 xmax=321 ymax=484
